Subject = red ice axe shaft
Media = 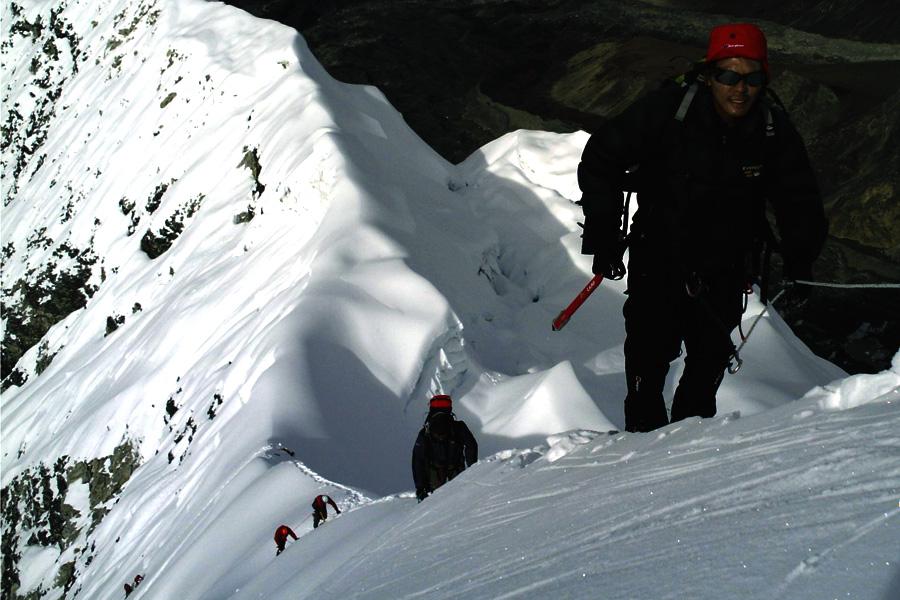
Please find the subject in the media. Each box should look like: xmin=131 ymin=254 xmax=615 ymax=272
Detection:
xmin=552 ymin=274 xmax=604 ymax=331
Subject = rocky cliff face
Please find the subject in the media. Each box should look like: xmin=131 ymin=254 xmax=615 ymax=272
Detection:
xmin=226 ymin=0 xmax=899 ymax=373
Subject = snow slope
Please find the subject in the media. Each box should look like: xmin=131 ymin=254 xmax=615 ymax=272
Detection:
xmin=1 ymin=0 xmax=895 ymax=599
xmin=237 ymin=388 xmax=900 ymax=600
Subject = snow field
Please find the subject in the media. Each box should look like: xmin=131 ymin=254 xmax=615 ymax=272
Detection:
xmin=1 ymin=0 xmax=896 ymax=599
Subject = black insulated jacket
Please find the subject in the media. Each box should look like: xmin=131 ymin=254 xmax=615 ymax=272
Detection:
xmin=412 ymin=417 xmax=478 ymax=494
xmin=578 ymin=84 xmax=827 ymax=281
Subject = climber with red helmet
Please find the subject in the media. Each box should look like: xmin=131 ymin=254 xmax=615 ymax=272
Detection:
xmin=273 ymin=524 xmax=298 ymax=556
xmin=577 ymin=23 xmax=827 ymax=432
xmin=412 ymin=394 xmax=478 ymax=502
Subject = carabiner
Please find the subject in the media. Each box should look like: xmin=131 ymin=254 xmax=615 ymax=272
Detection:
xmin=728 ymin=353 xmax=743 ymax=375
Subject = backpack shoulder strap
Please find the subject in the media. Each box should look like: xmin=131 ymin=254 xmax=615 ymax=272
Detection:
xmin=760 ymin=94 xmax=777 ymax=138
xmin=765 ymin=103 xmax=775 ymax=137
xmin=674 ymin=82 xmax=699 ymax=122
xmin=764 ymin=87 xmax=788 ymax=112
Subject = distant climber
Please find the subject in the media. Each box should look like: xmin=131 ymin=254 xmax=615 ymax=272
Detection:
xmin=311 ymin=494 xmax=341 ymax=528
xmin=274 ymin=524 xmax=298 ymax=556
xmin=123 ymin=574 xmax=144 ymax=597
xmin=412 ymin=394 xmax=478 ymax=502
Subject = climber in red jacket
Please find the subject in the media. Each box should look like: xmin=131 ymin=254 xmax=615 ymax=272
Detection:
xmin=273 ymin=524 xmax=298 ymax=555
xmin=311 ymin=494 xmax=341 ymax=528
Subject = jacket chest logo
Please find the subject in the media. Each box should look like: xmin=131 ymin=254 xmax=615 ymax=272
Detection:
xmin=742 ymin=164 xmax=764 ymax=178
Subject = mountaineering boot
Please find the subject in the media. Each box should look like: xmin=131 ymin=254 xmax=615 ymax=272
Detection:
xmin=623 ymin=363 xmax=670 ymax=432
xmin=669 ymin=354 xmax=727 ymax=422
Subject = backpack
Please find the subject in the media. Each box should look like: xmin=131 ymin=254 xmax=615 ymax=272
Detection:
xmin=423 ymin=412 xmax=463 ymax=481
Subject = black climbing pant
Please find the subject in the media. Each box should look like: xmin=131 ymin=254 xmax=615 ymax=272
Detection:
xmin=623 ymin=267 xmax=743 ymax=432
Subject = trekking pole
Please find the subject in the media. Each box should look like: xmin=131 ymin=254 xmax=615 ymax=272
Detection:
xmin=552 ymin=274 xmax=604 ymax=331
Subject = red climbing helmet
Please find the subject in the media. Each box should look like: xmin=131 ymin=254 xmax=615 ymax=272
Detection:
xmin=429 ymin=394 xmax=452 ymax=411
xmin=706 ymin=23 xmax=769 ymax=77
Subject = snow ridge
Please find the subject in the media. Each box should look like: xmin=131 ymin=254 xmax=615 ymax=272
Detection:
xmin=2 ymin=1 xmax=896 ymax=599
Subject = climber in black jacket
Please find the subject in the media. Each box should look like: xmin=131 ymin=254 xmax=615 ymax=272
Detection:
xmin=412 ymin=395 xmax=478 ymax=501
xmin=577 ymin=23 xmax=827 ymax=432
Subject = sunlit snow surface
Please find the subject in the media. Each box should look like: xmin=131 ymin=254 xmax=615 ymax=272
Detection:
xmin=1 ymin=1 xmax=897 ymax=599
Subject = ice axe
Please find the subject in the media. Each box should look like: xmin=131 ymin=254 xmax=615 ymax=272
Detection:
xmin=552 ymin=274 xmax=604 ymax=331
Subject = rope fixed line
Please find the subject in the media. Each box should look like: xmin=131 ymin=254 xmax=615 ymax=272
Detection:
xmin=728 ymin=276 xmax=898 ymax=374
xmin=793 ymin=279 xmax=900 ymax=289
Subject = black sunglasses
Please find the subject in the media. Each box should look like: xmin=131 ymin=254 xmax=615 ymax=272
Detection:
xmin=713 ymin=68 xmax=766 ymax=87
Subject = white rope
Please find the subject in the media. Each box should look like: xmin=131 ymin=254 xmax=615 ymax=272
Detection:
xmin=740 ymin=289 xmax=787 ymax=346
xmin=728 ymin=288 xmax=787 ymax=373
xmin=729 ymin=278 xmax=897 ymax=374
xmin=793 ymin=279 xmax=900 ymax=289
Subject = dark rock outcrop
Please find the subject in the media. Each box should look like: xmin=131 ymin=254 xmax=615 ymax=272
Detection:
xmin=1 ymin=442 xmax=141 ymax=600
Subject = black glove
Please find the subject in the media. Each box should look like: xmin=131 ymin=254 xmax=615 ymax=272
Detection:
xmin=416 ymin=488 xmax=429 ymax=503
xmin=591 ymin=237 xmax=627 ymax=280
